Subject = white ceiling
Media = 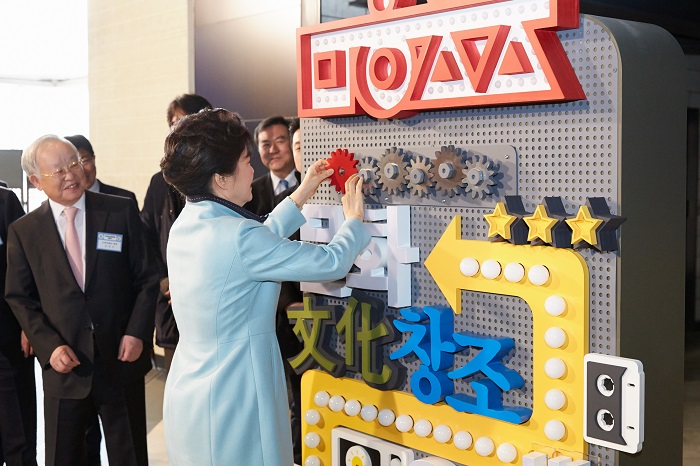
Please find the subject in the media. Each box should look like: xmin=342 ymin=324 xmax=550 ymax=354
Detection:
xmin=0 ymin=0 xmax=87 ymax=83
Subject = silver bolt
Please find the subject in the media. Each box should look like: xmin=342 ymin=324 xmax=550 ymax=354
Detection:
xmin=384 ymin=163 xmax=399 ymax=179
xmin=439 ymin=162 xmax=455 ymax=179
xmin=466 ymin=168 xmax=485 ymax=185
xmin=359 ymin=169 xmax=373 ymax=183
xmin=410 ymin=168 xmax=426 ymax=185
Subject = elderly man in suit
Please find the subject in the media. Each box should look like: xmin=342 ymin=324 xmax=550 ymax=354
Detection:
xmin=64 ymin=135 xmax=138 ymax=208
xmin=0 ymin=187 xmax=36 ymax=466
xmin=5 ymin=135 xmax=158 ymax=466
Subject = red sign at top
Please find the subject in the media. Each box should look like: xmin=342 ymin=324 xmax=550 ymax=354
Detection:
xmin=297 ymin=0 xmax=585 ymax=119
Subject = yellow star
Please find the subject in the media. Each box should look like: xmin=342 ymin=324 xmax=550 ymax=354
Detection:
xmin=566 ymin=205 xmax=603 ymax=245
xmin=524 ymin=204 xmax=557 ymax=243
xmin=484 ymin=202 xmax=516 ymax=239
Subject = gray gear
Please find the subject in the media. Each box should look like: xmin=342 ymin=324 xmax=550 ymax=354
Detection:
xmin=377 ymin=147 xmax=409 ymax=196
xmin=405 ymin=155 xmax=435 ymax=197
xmin=358 ymin=155 xmax=381 ymax=197
xmin=462 ymin=152 xmax=498 ymax=199
xmin=430 ymin=145 xmax=467 ymax=198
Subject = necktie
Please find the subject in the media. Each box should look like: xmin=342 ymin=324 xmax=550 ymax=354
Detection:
xmin=277 ymin=179 xmax=289 ymax=195
xmin=64 ymin=207 xmax=83 ymax=289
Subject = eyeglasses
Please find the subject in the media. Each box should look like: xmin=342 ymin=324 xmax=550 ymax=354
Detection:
xmin=40 ymin=160 xmax=83 ymax=179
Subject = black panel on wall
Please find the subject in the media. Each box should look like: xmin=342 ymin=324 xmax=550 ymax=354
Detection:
xmin=0 ymin=150 xmax=23 ymax=188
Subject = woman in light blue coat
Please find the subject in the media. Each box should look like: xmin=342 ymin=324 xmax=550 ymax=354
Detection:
xmin=160 ymin=109 xmax=370 ymax=466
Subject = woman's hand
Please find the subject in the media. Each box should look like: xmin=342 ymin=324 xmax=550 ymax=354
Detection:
xmin=290 ymin=159 xmax=334 ymax=208
xmin=341 ymin=174 xmax=364 ymax=221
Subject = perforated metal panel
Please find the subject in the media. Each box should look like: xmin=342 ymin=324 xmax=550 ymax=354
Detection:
xmin=304 ymin=16 xmax=619 ymax=466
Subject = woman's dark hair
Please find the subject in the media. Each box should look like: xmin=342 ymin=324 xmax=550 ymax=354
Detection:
xmin=161 ymin=108 xmax=253 ymax=197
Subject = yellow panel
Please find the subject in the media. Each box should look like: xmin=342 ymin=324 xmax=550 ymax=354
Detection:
xmin=302 ymin=215 xmax=589 ymax=465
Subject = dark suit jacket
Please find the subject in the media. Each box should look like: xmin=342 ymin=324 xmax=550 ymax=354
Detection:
xmin=98 ymin=179 xmax=139 ymax=209
xmin=140 ymin=172 xmax=184 ymax=348
xmin=0 ymin=188 xmax=25 ymax=347
xmin=244 ymin=171 xmax=303 ymax=357
xmin=5 ymin=191 xmax=158 ymax=399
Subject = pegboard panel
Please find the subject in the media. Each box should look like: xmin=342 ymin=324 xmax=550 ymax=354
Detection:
xmin=303 ymin=16 xmax=619 ymax=466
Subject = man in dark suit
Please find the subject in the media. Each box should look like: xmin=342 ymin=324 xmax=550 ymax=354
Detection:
xmin=65 ymin=135 xmax=139 ymax=208
xmin=244 ymin=116 xmax=301 ymax=215
xmin=0 ymin=187 xmax=36 ymax=466
xmin=5 ymin=135 xmax=158 ymax=466
xmin=243 ymin=115 xmax=304 ymax=463
xmin=64 ymin=134 xmax=140 ymax=465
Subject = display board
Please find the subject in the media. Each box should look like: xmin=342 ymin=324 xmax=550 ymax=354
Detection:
xmin=289 ymin=1 xmax=686 ymax=465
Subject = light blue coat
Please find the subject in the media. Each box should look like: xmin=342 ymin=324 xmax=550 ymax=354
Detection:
xmin=163 ymin=197 xmax=370 ymax=465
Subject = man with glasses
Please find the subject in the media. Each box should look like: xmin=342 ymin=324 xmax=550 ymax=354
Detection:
xmin=63 ymin=136 xmax=140 ymax=464
xmin=65 ymin=135 xmax=138 ymax=209
xmin=5 ymin=135 xmax=158 ymax=466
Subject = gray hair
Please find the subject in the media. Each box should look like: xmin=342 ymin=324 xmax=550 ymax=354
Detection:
xmin=21 ymin=135 xmax=78 ymax=176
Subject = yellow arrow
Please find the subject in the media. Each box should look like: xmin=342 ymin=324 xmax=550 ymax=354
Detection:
xmin=425 ymin=216 xmax=589 ymax=315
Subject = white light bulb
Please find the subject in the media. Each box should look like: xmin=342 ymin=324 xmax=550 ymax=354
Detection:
xmin=360 ymin=404 xmax=378 ymax=422
xmin=481 ymin=259 xmax=502 ymax=279
xmin=314 ymin=391 xmax=330 ymax=407
xmin=378 ymin=409 xmax=396 ymax=426
xmin=305 ymin=455 xmax=320 ymax=466
xmin=544 ymin=389 xmax=566 ymax=410
xmin=544 ymin=295 xmax=567 ymax=316
xmin=304 ymin=409 xmax=321 ymax=425
xmin=544 ymin=420 xmax=566 ymax=441
xmin=344 ymin=399 xmax=361 ymax=416
xmin=460 ymin=257 xmax=479 ymax=277
xmin=544 ymin=358 xmax=566 ymax=379
xmin=453 ymin=431 xmax=473 ymax=450
xmin=544 ymin=327 xmax=567 ymax=348
xmin=528 ymin=265 xmax=550 ymax=285
xmin=475 ymin=437 xmax=495 ymax=456
xmin=304 ymin=432 xmax=321 ymax=448
xmin=328 ymin=395 xmax=345 ymax=412
xmin=504 ymin=262 xmax=525 ymax=282
xmin=433 ymin=424 xmax=452 ymax=443
xmin=414 ymin=419 xmax=433 ymax=438
xmin=395 ymin=414 xmax=414 ymax=432
xmin=496 ymin=442 xmax=517 ymax=463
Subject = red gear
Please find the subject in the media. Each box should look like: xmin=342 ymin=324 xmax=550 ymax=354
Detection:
xmin=326 ymin=148 xmax=359 ymax=193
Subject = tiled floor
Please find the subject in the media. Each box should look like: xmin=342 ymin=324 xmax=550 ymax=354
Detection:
xmin=27 ymin=335 xmax=700 ymax=465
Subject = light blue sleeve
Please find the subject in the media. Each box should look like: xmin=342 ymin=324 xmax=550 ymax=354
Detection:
xmin=237 ymin=216 xmax=371 ymax=283
xmin=262 ymin=197 xmax=306 ymax=238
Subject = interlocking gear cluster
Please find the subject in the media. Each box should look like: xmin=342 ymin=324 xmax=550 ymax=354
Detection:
xmin=325 ymin=146 xmax=499 ymax=199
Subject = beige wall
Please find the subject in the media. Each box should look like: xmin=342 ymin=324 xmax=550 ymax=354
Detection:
xmin=87 ymin=0 xmax=193 ymax=205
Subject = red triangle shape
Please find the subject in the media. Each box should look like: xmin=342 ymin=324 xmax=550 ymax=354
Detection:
xmin=498 ymin=41 xmax=534 ymax=75
xmin=451 ymin=25 xmax=510 ymax=93
xmin=431 ymin=51 xmax=463 ymax=82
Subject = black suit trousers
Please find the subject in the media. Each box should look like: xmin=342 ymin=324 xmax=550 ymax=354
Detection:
xmin=0 ymin=346 xmax=36 ymax=466
xmin=43 ymin=344 xmax=144 ymax=466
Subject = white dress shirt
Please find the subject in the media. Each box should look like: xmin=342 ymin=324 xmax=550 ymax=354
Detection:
xmin=270 ymin=170 xmax=298 ymax=195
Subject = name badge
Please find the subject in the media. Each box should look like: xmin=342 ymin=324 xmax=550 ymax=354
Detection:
xmin=97 ymin=232 xmax=123 ymax=252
